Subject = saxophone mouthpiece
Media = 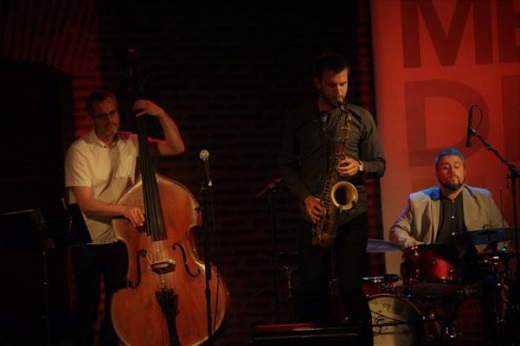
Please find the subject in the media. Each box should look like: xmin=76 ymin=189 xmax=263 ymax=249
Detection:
xmin=335 ymin=99 xmax=346 ymax=111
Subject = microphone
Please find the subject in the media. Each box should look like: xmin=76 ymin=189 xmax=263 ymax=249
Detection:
xmin=199 ymin=149 xmax=212 ymax=187
xmin=465 ymin=106 xmax=474 ymax=147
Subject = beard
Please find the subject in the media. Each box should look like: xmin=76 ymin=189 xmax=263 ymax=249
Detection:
xmin=440 ymin=177 xmax=464 ymax=192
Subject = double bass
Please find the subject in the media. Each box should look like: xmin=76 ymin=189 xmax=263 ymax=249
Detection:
xmin=111 ymin=51 xmax=229 ymax=345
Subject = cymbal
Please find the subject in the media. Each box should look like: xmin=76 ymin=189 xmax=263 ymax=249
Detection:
xmin=444 ymin=228 xmax=517 ymax=246
xmin=366 ymin=238 xmax=401 ymax=253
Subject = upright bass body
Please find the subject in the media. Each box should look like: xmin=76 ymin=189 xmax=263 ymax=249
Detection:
xmin=111 ymin=174 xmax=229 ymax=346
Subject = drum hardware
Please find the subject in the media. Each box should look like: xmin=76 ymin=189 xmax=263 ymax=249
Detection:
xmin=464 ymin=120 xmax=520 ymax=281
xmin=442 ymin=228 xmax=517 ymax=246
xmin=276 ymin=250 xmax=299 ymax=283
xmin=362 ymin=274 xmax=400 ymax=296
xmin=424 ymin=244 xmax=517 ymax=345
xmin=329 ymin=273 xmax=401 ymax=313
xmin=469 ymin=248 xmax=515 ymax=334
xmin=443 ymin=322 xmax=459 ymax=342
xmin=281 ymin=264 xmax=298 ymax=299
xmin=401 ymin=243 xmax=461 ymax=298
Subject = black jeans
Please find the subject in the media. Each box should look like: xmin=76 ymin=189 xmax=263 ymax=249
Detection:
xmin=72 ymin=241 xmax=128 ymax=346
xmin=297 ymin=212 xmax=373 ymax=346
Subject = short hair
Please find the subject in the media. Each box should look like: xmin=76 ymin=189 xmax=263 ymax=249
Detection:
xmin=313 ymin=52 xmax=350 ymax=80
xmin=85 ymin=90 xmax=117 ymax=116
xmin=434 ymin=148 xmax=466 ymax=169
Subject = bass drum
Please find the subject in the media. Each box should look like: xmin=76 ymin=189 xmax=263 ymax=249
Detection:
xmin=369 ymin=294 xmax=441 ymax=346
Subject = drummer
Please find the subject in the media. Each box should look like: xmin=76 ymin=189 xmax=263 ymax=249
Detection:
xmin=389 ymin=147 xmax=509 ymax=251
xmin=388 ymin=147 xmax=510 ymax=345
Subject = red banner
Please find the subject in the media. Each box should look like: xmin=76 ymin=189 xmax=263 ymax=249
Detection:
xmin=371 ymin=0 xmax=520 ymax=273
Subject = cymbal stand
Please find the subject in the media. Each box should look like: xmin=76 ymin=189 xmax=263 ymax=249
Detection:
xmin=469 ymin=118 xmax=520 ymax=278
xmin=488 ymin=252 xmax=508 ymax=343
xmin=421 ymin=294 xmax=461 ymax=345
xmin=470 ymin=248 xmax=514 ymax=344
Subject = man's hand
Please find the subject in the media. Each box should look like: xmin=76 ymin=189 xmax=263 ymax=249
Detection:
xmin=337 ymin=157 xmax=362 ymax=177
xmin=121 ymin=205 xmax=146 ymax=228
xmin=133 ymin=99 xmax=166 ymax=119
xmin=304 ymin=195 xmax=324 ymax=224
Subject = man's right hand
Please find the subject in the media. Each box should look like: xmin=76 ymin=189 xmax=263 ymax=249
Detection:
xmin=304 ymin=195 xmax=325 ymax=224
xmin=122 ymin=206 xmax=145 ymax=228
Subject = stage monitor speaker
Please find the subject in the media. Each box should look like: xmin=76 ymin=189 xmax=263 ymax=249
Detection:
xmin=0 ymin=57 xmax=72 ymax=213
xmin=250 ymin=323 xmax=359 ymax=346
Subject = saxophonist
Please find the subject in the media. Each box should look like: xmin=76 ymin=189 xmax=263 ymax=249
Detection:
xmin=279 ymin=52 xmax=385 ymax=346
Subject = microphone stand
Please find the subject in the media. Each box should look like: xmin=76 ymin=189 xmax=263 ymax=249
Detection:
xmin=470 ymin=127 xmax=520 ymax=278
xmin=255 ymin=178 xmax=283 ymax=323
xmin=199 ymin=179 xmax=214 ymax=345
xmin=30 ymin=208 xmax=54 ymax=346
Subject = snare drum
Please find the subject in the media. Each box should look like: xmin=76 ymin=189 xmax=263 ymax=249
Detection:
xmin=401 ymin=244 xmax=460 ymax=297
xmin=370 ymin=294 xmax=441 ymax=345
xmin=363 ymin=274 xmax=400 ymax=296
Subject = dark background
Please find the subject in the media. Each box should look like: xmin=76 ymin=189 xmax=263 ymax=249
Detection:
xmin=0 ymin=1 xmax=441 ymax=345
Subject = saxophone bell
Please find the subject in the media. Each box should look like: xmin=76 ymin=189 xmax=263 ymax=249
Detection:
xmin=331 ymin=180 xmax=358 ymax=213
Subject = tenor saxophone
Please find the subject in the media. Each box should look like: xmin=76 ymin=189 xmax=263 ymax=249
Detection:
xmin=312 ymin=103 xmax=359 ymax=248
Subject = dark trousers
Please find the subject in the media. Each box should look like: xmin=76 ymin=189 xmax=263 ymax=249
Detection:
xmin=297 ymin=212 xmax=373 ymax=346
xmin=72 ymin=241 xmax=128 ymax=346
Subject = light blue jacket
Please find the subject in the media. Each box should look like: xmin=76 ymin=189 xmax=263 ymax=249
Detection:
xmin=390 ymin=185 xmax=508 ymax=251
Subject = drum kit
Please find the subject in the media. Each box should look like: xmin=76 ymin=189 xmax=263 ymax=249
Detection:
xmin=365 ymin=228 xmax=519 ymax=346
xmin=255 ymin=178 xmax=519 ymax=344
